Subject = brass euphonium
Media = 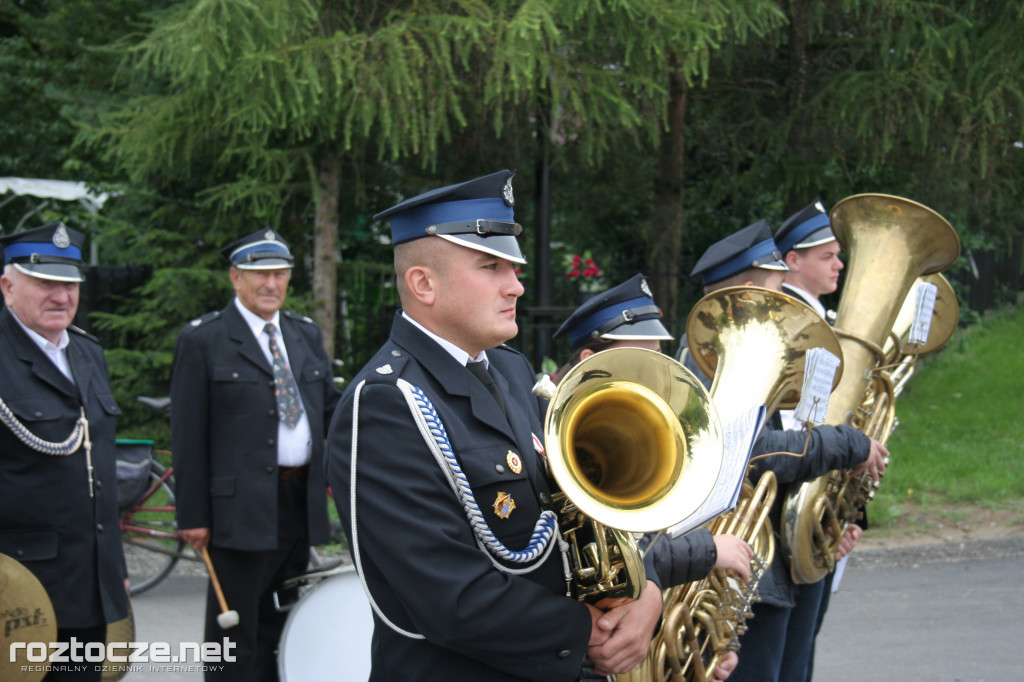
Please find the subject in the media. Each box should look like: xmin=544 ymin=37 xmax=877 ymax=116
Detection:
xmin=782 ymin=194 xmax=960 ymax=585
xmin=624 ymin=287 xmax=842 ymax=682
xmin=533 ymin=347 xmax=725 ymax=603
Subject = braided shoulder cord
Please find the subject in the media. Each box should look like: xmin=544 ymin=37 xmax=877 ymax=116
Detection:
xmin=396 ymin=379 xmax=567 ymax=575
xmin=0 ymin=395 xmax=86 ymax=455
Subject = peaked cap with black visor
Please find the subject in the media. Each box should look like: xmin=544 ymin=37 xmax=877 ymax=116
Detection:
xmin=0 ymin=222 xmax=87 ymax=282
xmin=553 ymin=274 xmax=673 ymax=351
xmin=374 ymin=170 xmax=526 ymax=264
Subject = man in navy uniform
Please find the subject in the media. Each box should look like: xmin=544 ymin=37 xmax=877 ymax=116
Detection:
xmin=171 ymin=229 xmax=340 ymax=681
xmin=676 ymin=220 xmax=888 ymax=682
xmin=775 ymin=199 xmax=866 ymax=680
xmin=0 ymin=222 xmax=129 ymax=681
xmin=325 ymin=170 xmax=663 ymax=681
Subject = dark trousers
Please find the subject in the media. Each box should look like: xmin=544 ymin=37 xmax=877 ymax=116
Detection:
xmin=729 ymin=578 xmax=827 ymax=682
xmin=42 ymin=625 xmax=107 ymax=682
xmin=203 ymin=476 xmax=310 ymax=682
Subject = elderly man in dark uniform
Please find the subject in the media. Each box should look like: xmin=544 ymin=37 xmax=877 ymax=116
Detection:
xmin=675 ymin=221 xmax=888 ymax=682
xmin=325 ymin=170 xmax=664 ymax=681
xmin=170 ymin=229 xmax=340 ymax=681
xmin=0 ymin=222 xmax=129 ymax=681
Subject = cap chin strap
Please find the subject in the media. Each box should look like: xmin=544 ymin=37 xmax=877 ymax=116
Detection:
xmin=590 ymin=304 xmax=663 ymax=339
xmin=425 ymin=219 xmax=522 ymax=237
xmin=9 ymin=254 xmax=83 ymax=268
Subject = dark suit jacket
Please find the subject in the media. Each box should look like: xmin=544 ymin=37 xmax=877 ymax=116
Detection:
xmin=0 ymin=307 xmax=129 ymax=628
xmin=170 ymin=302 xmax=340 ymax=551
xmin=325 ymin=313 xmax=593 ymax=681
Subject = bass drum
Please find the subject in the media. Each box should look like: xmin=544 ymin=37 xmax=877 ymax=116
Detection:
xmin=277 ymin=565 xmax=373 ymax=681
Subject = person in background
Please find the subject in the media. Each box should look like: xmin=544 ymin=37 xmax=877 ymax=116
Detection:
xmin=552 ymin=272 xmax=750 ymax=681
xmin=0 ymin=222 xmax=130 ymax=681
xmin=325 ymin=170 xmax=663 ymax=681
xmin=170 ymin=229 xmax=340 ymax=681
xmin=676 ymin=219 xmax=888 ymax=682
xmin=775 ymin=199 xmax=868 ymax=680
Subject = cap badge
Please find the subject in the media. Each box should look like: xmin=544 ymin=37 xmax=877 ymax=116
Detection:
xmin=506 ymin=450 xmax=523 ymax=475
xmin=52 ymin=225 xmax=71 ymax=249
xmin=264 ymin=229 xmax=275 ymax=240
xmin=502 ymin=176 xmax=515 ymax=207
xmin=493 ymin=491 xmax=516 ymax=519
xmin=640 ymin=278 xmax=652 ymax=297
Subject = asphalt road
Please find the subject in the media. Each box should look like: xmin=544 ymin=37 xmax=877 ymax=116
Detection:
xmin=120 ymin=537 xmax=1024 ymax=681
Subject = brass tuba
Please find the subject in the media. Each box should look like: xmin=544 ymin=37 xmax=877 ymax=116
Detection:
xmin=782 ymin=194 xmax=960 ymax=585
xmin=533 ymin=346 xmax=725 ymax=603
xmin=624 ymin=286 xmax=843 ymax=681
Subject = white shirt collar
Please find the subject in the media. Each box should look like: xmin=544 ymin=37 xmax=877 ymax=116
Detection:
xmin=782 ymin=283 xmax=826 ymax=319
xmin=233 ymin=297 xmax=281 ymax=337
xmin=401 ymin=311 xmax=488 ymax=368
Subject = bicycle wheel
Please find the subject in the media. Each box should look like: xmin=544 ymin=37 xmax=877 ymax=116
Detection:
xmin=120 ymin=460 xmax=185 ymax=595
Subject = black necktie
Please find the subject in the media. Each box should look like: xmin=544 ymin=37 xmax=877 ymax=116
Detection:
xmin=467 ymin=361 xmax=506 ymax=416
xmin=264 ymin=322 xmax=304 ymax=428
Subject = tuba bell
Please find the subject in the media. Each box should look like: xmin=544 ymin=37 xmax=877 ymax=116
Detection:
xmin=781 ymin=194 xmax=960 ymax=584
xmin=533 ymin=346 xmax=725 ymax=603
xmin=623 ymin=286 xmax=843 ymax=682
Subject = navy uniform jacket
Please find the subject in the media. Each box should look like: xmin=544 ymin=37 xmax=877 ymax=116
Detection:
xmin=677 ymin=335 xmax=869 ymax=607
xmin=0 ymin=307 xmax=129 ymax=628
xmin=170 ymin=303 xmax=340 ymax=550
xmin=325 ymin=314 xmax=593 ymax=681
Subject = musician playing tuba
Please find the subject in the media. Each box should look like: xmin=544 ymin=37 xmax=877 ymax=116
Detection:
xmin=675 ymin=218 xmax=887 ymax=682
xmin=551 ymin=274 xmax=755 ymax=682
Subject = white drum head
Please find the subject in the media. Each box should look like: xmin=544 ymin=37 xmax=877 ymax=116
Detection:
xmin=278 ymin=566 xmax=373 ymax=681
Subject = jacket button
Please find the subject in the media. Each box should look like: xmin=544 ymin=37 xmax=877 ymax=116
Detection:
xmin=539 ymin=492 xmax=551 ymax=504
xmin=557 ymin=649 xmax=572 ymax=659
xmin=16 ymin=549 xmax=24 ymax=557
xmin=268 ymin=380 xmax=275 ymax=388
xmin=34 ymin=411 xmax=43 ymax=417
xmin=266 ymin=466 xmax=274 ymax=474
xmin=269 ymin=410 xmax=277 ymax=417
xmin=95 ymin=480 xmax=102 ymax=489
xmin=267 ymin=439 xmax=276 ymax=446
xmin=97 ymin=524 xmax=104 ymax=532
xmin=232 ymin=372 xmax=239 ymax=379
xmin=495 ymin=464 xmax=505 ymax=473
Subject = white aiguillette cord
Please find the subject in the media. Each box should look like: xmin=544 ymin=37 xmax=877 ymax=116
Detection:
xmin=0 ymin=396 xmax=94 ymax=497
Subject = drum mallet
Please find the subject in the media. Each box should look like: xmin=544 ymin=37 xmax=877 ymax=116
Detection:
xmin=200 ymin=546 xmax=240 ymax=629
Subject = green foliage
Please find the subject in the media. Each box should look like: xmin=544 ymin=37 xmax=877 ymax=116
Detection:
xmin=874 ymin=304 xmax=1024 ymax=525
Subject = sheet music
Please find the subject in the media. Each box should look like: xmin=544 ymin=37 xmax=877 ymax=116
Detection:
xmin=909 ymin=281 xmax=939 ymax=345
xmin=794 ymin=347 xmax=841 ymax=425
xmin=668 ymin=403 xmax=767 ymax=537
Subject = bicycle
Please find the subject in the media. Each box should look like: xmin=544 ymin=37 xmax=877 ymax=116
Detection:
xmin=117 ymin=397 xmax=199 ymax=596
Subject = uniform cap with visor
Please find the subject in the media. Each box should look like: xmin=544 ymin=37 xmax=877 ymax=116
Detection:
xmin=553 ymin=274 xmax=673 ymax=351
xmin=373 ymin=170 xmax=526 ymax=264
xmin=690 ymin=219 xmax=789 ymax=286
xmin=0 ymin=222 xmax=87 ymax=282
xmin=775 ymin=199 xmax=837 ymax=255
xmin=221 ymin=229 xmax=295 ymax=270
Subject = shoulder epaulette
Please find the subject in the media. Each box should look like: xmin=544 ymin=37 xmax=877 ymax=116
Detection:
xmin=186 ymin=310 xmax=222 ymax=330
xmin=68 ymin=325 xmax=100 ymax=344
xmin=283 ymin=310 xmax=316 ymax=325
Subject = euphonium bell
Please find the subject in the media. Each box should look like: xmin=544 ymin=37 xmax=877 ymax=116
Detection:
xmin=623 ymin=286 xmax=842 ymax=682
xmin=534 ymin=347 xmax=725 ymax=602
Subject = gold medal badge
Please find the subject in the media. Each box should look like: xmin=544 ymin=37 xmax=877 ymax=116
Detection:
xmin=506 ymin=450 xmax=522 ymax=475
xmin=493 ymin=492 xmax=516 ymax=519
